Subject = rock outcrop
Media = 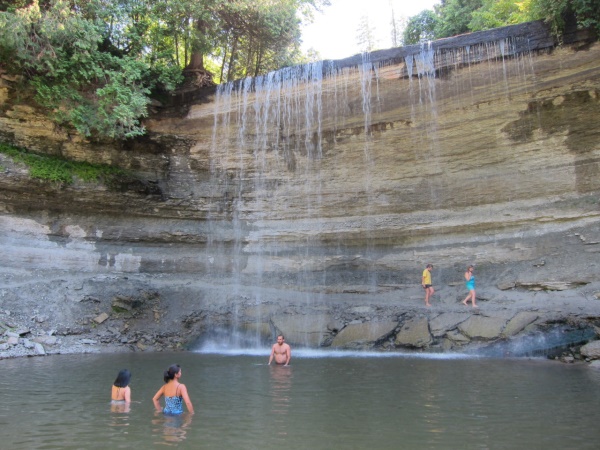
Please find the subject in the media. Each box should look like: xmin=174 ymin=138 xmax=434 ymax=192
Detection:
xmin=1 ymin=22 xmax=600 ymax=359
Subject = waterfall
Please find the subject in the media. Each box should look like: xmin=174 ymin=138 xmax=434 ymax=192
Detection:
xmin=202 ymin=36 xmax=538 ymax=350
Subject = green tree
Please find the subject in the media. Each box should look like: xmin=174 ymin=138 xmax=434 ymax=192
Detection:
xmin=528 ymin=0 xmax=600 ymax=36
xmin=404 ymin=0 xmax=600 ymax=41
xmin=434 ymin=0 xmax=484 ymax=38
xmin=214 ymin=0 xmax=329 ymax=82
xmin=0 ymin=0 xmax=31 ymax=11
xmin=403 ymin=9 xmax=438 ymax=44
xmin=572 ymin=0 xmax=600 ymax=34
xmin=0 ymin=0 xmax=331 ymax=140
xmin=215 ymin=0 xmax=299 ymax=80
xmin=469 ymin=0 xmax=530 ymax=31
xmin=0 ymin=0 xmax=150 ymax=138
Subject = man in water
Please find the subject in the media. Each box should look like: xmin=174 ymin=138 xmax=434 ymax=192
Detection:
xmin=422 ymin=263 xmax=434 ymax=307
xmin=268 ymin=334 xmax=291 ymax=366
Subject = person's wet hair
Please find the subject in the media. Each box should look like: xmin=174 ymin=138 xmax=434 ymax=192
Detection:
xmin=114 ymin=369 xmax=131 ymax=388
xmin=164 ymin=364 xmax=181 ymax=383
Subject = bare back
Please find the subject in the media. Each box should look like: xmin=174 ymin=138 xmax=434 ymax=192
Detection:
xmin=111 ymin=385 xmax=131 ymax=402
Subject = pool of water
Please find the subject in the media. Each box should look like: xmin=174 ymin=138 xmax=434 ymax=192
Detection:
xmin=1 ymin=350 xmax=599 ymax=449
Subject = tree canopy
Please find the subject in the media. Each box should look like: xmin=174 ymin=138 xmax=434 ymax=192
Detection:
xmin=0 ymin=0 xmax=329 ymax=139
xmin=0 ymin=0 xmax=596 ymax=140
xmin=403 ymin=0 xmax=600 ymax=45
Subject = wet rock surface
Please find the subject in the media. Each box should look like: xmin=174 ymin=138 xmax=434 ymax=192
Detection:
xmin=1 ymin=268 xmax=600 ymax=363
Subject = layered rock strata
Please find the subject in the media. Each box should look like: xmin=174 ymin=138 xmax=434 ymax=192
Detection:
xmin=1 ymin=22 xmax=600 ymax=358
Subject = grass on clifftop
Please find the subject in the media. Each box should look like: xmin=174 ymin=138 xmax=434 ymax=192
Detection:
xmin=0 ymin=142 xmax=126 ymax=184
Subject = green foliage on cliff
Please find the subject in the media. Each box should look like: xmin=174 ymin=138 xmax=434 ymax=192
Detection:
xmin=0 ymin=142 xmax=125 ymax=184
xmin=0 ymin=1 xmax=155 ymax=139
xmin=0 ymin=0 xmax=329 ymax=140
xmin=530 ymin=0 xmax=600 ymax=37
xmin=403 ymin=0 xmax=600 ymax=44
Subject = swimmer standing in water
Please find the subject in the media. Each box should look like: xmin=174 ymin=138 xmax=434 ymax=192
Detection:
xmin=111 ymin=369 xmax=131 ymax=403
xmin=268 ymin=335 xmax=291 ymax=366
xmin=153 ymin=364 xmax=194 ymax=415
xmin=111 ymin=369 xmax=132 ymax=413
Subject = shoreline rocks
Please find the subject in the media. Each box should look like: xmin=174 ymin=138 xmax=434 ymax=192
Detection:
xmin=2 ymin=270 xmax=600 ymax=365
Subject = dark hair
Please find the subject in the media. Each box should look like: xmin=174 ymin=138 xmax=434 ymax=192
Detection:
xmin=426 ymin=263 xmax=433 ymax=268
xmin=164 ymin=364 xmax=181 ymax=383
xmin=114 ymin=369 xmax=131 ymax=388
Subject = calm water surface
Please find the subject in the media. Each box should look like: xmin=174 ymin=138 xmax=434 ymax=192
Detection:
xmin=1 ymin=351 xmax=599 ymax=449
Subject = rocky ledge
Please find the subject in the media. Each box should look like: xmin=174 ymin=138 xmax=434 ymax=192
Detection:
xmin=2 ymin=268 xmax=600 ymax=366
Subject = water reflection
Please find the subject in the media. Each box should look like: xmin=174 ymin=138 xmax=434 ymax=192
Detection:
xmin=110 ymin=401 xmax=131 ymax=414
xmin=269 ymin=366 xmax=292 ymax=440
xmin=108 ymin=401 xmax=131 ymax=442
xmin=415 ymin=361 xmax=448 ymax=445
xmin=151 ymin=412 xmax=193 ymax=446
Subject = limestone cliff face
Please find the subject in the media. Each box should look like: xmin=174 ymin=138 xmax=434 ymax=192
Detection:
xmin=1 ymin=23 xmax=599 ymax=351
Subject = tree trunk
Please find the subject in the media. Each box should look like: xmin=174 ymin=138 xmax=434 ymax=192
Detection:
xmin=254 ymin=44 xmax=264 ymax=77
xmin=179 ymin=19 xmax=214 ymax=89
xmin=185 ymin=51 xmax=205 ymax=72
xmin=220 ymin=47 xmax=228 ymax=83
xmin=226 ymin=36 xmax=239 ymax=82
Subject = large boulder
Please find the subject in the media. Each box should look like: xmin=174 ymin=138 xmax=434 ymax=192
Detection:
xmin=458 ymin=316 xmax=507 ymax=340
xmin=395 ymin=318 xmax=432 ymax=348
xmin=502 ymin=312 xmax=539 ymax=337
xmin=271 ymin=314 xmax=332 ymax=347
xmin=429 ymin=313 xmax=471 ymax=337
xmin=580 ymin=340 xmax=600 ymax=360
xmin=330 ymin=321 xmax=397 ymax=348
